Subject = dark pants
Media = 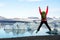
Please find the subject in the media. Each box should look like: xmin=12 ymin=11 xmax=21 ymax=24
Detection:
xmin=36 ymin=21 xmax=51 ymax=33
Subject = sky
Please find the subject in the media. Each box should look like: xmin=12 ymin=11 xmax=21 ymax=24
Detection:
xmin=0 ymin=0 xmax=60 ymax=18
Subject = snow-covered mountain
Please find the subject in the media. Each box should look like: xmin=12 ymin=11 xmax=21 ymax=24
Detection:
xmin=0 ymin=16 xmax=16 ymax=21
xmin=0 ymin=16 xmax=53 ymax=21
xmin=0 ymin=16 xmax=6 ymax=20
xmin=0 ymin=16 xmax=60 ymax=25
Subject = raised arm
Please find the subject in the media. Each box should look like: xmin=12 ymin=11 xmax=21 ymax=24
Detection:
xmin=46 ymin=6 xmax=48 ymax=15
xmin=39 ymin=7 xmax=42 ymax=15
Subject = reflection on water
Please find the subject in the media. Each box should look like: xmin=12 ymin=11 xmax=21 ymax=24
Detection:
xmin=0 ymin=22 xmax=60 ymax=38
xmin=4 ymin=29 xmax=29 ymax=35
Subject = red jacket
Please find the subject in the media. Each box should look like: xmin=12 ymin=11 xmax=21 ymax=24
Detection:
xmin=39 ymin=6 xmax=48 ymax=21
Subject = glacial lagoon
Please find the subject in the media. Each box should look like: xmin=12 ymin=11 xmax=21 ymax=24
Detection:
xmin=0 ymin=22 xmax=60 ymax=38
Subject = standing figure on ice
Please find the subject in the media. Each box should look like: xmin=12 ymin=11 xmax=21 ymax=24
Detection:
xmin=36 ymin=6 xmax=51 ymax=33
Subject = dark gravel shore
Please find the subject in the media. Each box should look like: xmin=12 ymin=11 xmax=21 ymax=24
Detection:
xmin=0 ymin=35 xmax=60 ymax=40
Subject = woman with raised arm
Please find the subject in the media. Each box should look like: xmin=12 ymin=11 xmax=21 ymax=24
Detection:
xmin=36 ymin=6 xmax=51 ymax=33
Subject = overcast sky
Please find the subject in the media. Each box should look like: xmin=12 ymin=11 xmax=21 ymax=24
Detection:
xmin=0 ymin=0 xmax=60 ymax=18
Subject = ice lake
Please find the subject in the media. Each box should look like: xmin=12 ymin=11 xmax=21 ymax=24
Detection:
xmin=0 ymin=22 xmax=60 ymax=38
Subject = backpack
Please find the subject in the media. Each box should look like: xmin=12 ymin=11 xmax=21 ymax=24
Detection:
xmin=41 ymin=11 xmax=46 ymax=19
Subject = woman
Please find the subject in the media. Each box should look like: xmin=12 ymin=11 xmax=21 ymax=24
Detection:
xmin=36 ymin=6 xmax=51 ymax=33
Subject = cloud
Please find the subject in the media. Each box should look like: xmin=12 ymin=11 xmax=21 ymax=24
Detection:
xmin=18 ymin=0 xmax=43 ymax=2
xmin=0 ymin=3 xmax=5 ymax=7
xmin=49 ymin=8 xmax=60 ymax=12
xmin=26 ymin=0 xmax=42 ymax=1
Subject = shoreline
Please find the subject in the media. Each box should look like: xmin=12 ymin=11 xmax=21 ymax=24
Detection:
xmin=0 ymin=35 xmax=60 ymax=40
